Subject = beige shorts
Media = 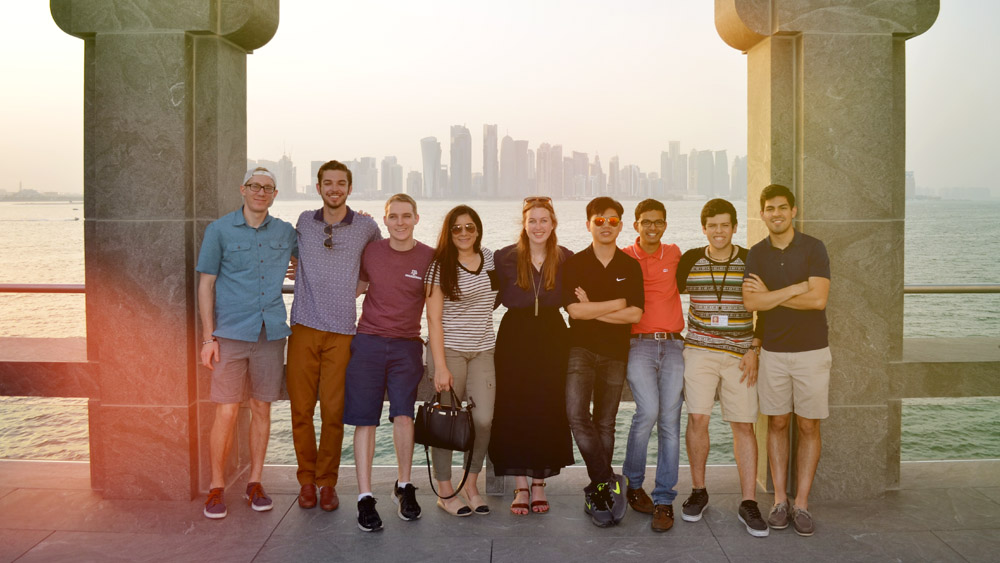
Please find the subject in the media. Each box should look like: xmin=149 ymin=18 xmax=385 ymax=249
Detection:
xmin=758 ymin=347 xmax=831 ymax=419
xmin=682 ymin=347 xmax=758 ymax=423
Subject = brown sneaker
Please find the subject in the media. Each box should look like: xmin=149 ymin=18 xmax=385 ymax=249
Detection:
xmin=319 ymin=485 xmax=340 ymax=512
xmin=298 ymin=484 xmax=317 ymax=509
xmin=626 ymin=487 xmax=654 ymax=514
xmin=651 ymin=504 xmax=674 ymax=532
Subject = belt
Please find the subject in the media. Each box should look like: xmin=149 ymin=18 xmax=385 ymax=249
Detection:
xmin=631 ymin=332 xmax=684 ymax=341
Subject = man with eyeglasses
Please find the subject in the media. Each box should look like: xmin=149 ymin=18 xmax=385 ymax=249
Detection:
xmin=562 ymin=196 xmax=644 ymax=528
xmin=196 ymin=166 xmax=297 ymax=519
xmin=617 ymin=198 xmax=685 ymax=532
xmin=287 ymin=160 xmax=381 ymax=513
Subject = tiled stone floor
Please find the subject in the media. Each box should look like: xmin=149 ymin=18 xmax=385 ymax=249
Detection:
xmin=1 ymin=459 xmax=997 ymax=562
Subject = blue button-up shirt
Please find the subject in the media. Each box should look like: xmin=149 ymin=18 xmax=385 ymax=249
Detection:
xmin=291 ymin=207 xmax=382 ymax=335
xmin=196 ymin=208 xmax=298 ymax=342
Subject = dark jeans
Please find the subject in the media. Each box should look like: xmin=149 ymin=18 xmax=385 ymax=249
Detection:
xmin=565 ymin=346 xmax=626 ymax=488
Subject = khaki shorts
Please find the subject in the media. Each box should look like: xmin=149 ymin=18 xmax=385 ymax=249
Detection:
xmin=682 ymin=347 xmax=758 ymax=423
xmin=758 ymin=347 xmax=831 ymax=419
xmin=211 ymin=327 xmax=286 ymax=404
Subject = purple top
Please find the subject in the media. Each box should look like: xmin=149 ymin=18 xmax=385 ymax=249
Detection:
xmin=357 ymin=239 xmax=435 ymax=339
xmin=494 ymin=244 xmax=573 ymax=310
xmin=291 ymin=207 xmax=381 ymax=335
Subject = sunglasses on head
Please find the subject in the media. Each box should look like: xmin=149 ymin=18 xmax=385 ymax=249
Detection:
xmin=591 ymin=216 xmax=621 ymax=227
xmin=450 ymin=223 xmax=477 ymax=235
xmin=523 ymin=196 xmax=552 ymax=207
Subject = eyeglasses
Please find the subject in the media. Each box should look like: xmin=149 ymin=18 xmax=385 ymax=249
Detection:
xmin=639 ymin=219 xmax=666 ymax=228
xmin=591 ymin=216 xmax=621 ymax=227
xmin=450 ymin=223 xmax=477 ymax=235
xmin=523 ymin=196 xmax=552 ymax=206
xmin=245 ymin=182 xmax=276 ymax=194
xmin=323 ymin=224 xmax=335 ymax=249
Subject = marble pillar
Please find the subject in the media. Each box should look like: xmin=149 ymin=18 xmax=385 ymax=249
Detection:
xmin=52 ymin=0 xmax=278 ymax=500
xmin=715 ymin=0 xmax=937 ymax=499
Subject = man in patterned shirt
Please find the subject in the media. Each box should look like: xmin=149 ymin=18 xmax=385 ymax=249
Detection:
xmin=287 ymin=160 xmax=381 ymax=513
xmin=675 ymin=198 xmax=767 ymax=537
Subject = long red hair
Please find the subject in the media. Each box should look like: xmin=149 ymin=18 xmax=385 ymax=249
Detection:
xmin=516 ymin=200 xmax=560 ymax=291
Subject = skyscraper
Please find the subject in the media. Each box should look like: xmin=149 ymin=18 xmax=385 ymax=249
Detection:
xmin=660 ymin=150 xmax=672 ymax=194
xmin=421 ymin=136 xmax=441 ymax=199
xmin=590 ymin=155 xmax=605 ymax=196
xmin=450 ymin=125 xmax=472 ymax=198
xmin=380 ymin=156 xmax=403 ymax=194
xmin=608 ymin=156 xmax=621 ymax=197
xmin=714 ymin=150 xmax=730 ymax=198
xmin=483 ymin=124 xmax=498 ymax=198
xmin=730 ymin=155 xmax=748 ymax=200
xmin=406 ymin=170 xmax=422 ymax=197
xmin=515 ymin=139 xmax=529 ymax=197
xmin=499 ymin=134 xmax=516 ymax=198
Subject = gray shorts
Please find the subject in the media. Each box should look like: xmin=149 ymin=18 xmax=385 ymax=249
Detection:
xmin=210 ymin=327 xmax=286 ymax=404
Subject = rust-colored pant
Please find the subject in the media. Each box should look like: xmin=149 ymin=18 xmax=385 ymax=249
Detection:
xmin=286 ymin=324 xmax=352 ymax=487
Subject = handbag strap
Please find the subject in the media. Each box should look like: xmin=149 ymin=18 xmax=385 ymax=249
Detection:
xmin=421 ymin=444 xmax=473 ymax=500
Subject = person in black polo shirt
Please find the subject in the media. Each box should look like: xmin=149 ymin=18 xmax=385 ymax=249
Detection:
xmin=562 ymin=196 xmax=644 ymax=528
xmin=743 ymin=183 xmax=831 ymax=538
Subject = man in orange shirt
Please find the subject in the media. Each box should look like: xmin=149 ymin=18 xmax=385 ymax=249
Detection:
xmin=621 ymin=198 xmax=686 ymax=532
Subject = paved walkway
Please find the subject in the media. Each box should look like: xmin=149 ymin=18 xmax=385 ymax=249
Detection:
xmin=0 ymin=459 xmax=997 ymax=562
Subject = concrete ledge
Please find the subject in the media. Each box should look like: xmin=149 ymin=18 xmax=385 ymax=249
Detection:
xmin=890 ymin=337 xmax=1000 ymax=398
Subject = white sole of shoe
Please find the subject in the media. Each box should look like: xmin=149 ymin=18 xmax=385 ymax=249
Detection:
xmin=738 ymin=514 xmax=770 ymax=537
xmin=681 ymin=507 xmax=706 ymax=522
xmin=392 ymin=493 xmax=422 ymax=520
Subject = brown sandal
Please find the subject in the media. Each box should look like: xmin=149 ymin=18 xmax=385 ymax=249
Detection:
xmin=511 ymin=488 xmax=530 ymax=515
xmin=530 ymin=482 xmax=549 ymax=514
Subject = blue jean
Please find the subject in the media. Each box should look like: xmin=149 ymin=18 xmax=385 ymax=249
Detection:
xmin=622 ymin=338 xmax=685 ymax=505
xmin=565 ymin=346 xmax=626 ymax=488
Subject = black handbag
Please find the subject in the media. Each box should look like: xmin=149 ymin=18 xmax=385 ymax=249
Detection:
xmin=413 ymin=389 xmax=476 ymax=499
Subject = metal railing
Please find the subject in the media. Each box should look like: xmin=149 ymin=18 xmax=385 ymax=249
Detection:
xmin=3 ymin=283 xmax=999 ymax=295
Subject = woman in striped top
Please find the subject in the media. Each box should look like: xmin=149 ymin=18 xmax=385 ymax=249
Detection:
xmin=424 ymin=205 xmax=499 ymax=516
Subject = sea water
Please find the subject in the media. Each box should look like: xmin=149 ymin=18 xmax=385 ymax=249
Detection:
xmin=1 ymin=199 xmax=998 ymax=464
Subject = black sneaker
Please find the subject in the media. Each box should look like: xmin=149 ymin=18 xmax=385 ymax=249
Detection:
xmin=609 ymin=474 xmax=628 ymax=524
xmin=590 ymin=484 xmax=615 ymax=528
xmin=392 ymin=481 xmax=422 ymax=521
xmin=738 ymin=500 xmax=770 ymax=537
xmin=681 ymin=488 xmax=709 ymax=522
xmin=357 ymin=496 xmax=383 ymax=532
xmin=584 ymin=489 xmax=594 ymax=516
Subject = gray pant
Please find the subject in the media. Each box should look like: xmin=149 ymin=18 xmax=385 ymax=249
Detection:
xmin=427 ymin=346 xmax=496 ymax=481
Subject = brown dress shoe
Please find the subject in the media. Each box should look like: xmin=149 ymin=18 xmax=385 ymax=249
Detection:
xmin=652 ymin=504 xmax=674 ymax=532
xmin=298 ymin=484 xmax=317 ymax=509
xmin=627 ymin=487 xmax=654 ymax=514
xmin=319 ymin=485 xmax=339 ymax=512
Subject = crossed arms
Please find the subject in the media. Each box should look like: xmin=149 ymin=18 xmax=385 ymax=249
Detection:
xmin=566 ymin=287 xmax=643 ymax=324
xmin=742 ymin=274 xmax=829 ymax=312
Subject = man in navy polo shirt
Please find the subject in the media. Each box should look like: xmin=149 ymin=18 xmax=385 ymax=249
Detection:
xmin=743 ymin=183 xmax=831 ymax=537
xmin=562 ymin=196 xmax=644 ymax=528
xmin=196 ymin=166 xmax=297 ymax=519
xmin=287 ymin=160 xmax=381 ymax=513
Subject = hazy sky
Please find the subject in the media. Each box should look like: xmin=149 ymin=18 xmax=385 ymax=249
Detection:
xmin=2 ymin=2 xmax=997 ymax=194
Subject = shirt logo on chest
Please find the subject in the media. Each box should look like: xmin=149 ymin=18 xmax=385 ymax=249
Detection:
xmin=616 ymin=277 xmax=626 ymax=282
xmin=405 ymin=269 xmax=422 ymax=280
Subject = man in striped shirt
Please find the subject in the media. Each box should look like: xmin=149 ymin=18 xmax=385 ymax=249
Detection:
xmin=675 ymin=198 xmax=767 ymax=537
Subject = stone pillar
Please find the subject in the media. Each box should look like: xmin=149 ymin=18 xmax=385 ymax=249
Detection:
xmin=715 ymin=1 xmax=936 ymax=499
xmin=52 ymin=0 xmax=278 ymax=500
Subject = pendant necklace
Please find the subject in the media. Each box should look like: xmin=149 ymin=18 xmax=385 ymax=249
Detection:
xmin=530 ymin=265 xmax=541 ymax=316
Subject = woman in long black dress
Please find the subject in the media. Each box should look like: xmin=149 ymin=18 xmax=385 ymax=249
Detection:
xmin=489 ymin=196 xmax=575 ymax=515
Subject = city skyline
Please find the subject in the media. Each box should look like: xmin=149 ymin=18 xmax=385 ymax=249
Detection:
xmin=2 ymin=3 xmax=998 ymax=195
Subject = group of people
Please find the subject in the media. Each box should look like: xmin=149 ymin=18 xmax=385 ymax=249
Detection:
xmin=197 ymin=161 xmax=831 ymax=539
